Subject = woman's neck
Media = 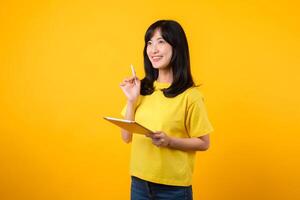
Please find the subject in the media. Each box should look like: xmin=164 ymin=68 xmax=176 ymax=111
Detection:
xmin=157 ymin=67 xmax=173 ymax=83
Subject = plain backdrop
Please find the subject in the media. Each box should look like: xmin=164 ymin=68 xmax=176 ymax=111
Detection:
xmin=1 ymin=1 xmax=299 ymax=199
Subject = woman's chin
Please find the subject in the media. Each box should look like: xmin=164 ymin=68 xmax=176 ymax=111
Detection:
xmin=152 ymin=64 xmax=167 ymax=69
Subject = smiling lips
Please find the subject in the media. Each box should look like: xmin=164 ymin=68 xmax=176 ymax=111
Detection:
xmin=151 ymin=56 xmax=163 ymax=62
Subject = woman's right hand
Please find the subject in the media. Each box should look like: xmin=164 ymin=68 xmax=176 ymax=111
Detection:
xmin=119 ymin=76 xmax=141 ymax=104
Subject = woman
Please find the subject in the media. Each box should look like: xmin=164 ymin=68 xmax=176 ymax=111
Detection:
xmin=120 ymin=20 xmax=214 ymax=200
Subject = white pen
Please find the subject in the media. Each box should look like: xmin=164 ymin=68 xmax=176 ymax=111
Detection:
xmin=131 ymin=64 xmax=137 ymax=85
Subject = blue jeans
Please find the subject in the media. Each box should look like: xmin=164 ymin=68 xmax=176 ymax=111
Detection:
xmin=131 ymin=176 xmax=193 ymax=200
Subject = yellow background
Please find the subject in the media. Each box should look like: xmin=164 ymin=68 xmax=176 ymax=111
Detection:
xmin=1 ymin=0 xmax=299 ymax=199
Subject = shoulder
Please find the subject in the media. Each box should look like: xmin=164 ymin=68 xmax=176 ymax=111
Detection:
xmin=184 ymin=87 xmax=204 ymax=103
xmin=185 ymin=87 xmax=203 ymax=101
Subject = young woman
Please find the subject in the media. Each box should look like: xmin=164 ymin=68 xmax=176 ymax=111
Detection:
xmin=119 ymin=20 xmax=214 ymax=200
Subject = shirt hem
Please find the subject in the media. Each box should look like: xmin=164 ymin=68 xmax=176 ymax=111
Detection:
xmin=130 ymin=171 xmax=192 ymax=187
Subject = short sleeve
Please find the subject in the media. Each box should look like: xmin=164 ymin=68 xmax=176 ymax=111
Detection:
xmin=185 ymin=97 xmax=214 ymax=137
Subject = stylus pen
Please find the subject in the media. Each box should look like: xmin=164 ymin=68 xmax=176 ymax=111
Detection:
xmin=131 ymin=64 xmax=137 ymax=85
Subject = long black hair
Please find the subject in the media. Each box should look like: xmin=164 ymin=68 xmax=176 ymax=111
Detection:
xmin=140 ymin=20 xmax=195 ymax=98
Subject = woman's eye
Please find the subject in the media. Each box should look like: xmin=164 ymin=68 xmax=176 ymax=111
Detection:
xmin=147 ymin=41 xmax=152 ymax=45
xmin=158 ymin=40 xmax=165 ymax=44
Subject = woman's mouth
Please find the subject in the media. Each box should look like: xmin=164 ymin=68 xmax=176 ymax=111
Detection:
xmin=152 ymin=56 xmax=163 ymax=62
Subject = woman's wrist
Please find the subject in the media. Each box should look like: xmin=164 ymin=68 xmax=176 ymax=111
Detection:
xmin=127 ymin=96 xmax=139 ymax=107
xmin=127 ymin=100 xmax=137 ymax=107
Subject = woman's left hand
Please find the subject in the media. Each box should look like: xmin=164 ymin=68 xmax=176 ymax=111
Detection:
xmin=146 ymin=131 xmax=171 ymax=147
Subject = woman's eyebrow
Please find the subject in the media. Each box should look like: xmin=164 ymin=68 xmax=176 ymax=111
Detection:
xmin=148 ymin=37 xmax=164 ymax=41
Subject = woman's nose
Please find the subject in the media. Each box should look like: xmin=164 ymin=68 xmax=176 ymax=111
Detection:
xmin=151 ymin=44 xmax=159 ymax=54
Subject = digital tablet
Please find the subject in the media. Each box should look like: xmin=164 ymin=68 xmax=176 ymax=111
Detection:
xmin=103 ymin=116 xmax=153 ymax=135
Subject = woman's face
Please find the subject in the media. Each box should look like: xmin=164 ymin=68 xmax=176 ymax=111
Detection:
xmin=146 ymin=29 xmax=173 ymax=70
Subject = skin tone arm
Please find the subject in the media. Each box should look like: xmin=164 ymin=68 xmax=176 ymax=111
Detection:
xmin=120 ymin=101 xmax=136 ymax=143
xmin=119 ymin=76 xmax=140 ymax=143
xmin=146 ymin=132 xmax=210 ymax=151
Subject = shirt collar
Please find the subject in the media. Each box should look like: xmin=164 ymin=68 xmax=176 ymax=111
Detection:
xmin=154 ymin=81 xmax=171 ymax=90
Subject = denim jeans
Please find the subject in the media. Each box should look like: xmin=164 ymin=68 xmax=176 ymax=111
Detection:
xmin=131 ymin=176 xmax=193 ymax=200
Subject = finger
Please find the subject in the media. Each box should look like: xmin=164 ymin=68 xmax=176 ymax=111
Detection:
xmin=156 ymin=140 xmax=162 ymax=147
xmin=136 ymin=78 xmax=141 ymax=86
xmin=152 ymin=133 xmax=162 ymax=139
xmin=130 ymin=76 xmax=141 ymax=85
xmin=152 ymin=140 xmax=161 ymax=147
xmin=120 ymin=83 xmax=129 ymax=88
xmin=153 ymin=138 xmax=161 ymax=145
xmin=123 ymin=77 xmax=134 ymax=82
xmin=147 ymin=131 xmax=157 ymax=139
xmin=121 ymin=79 xmax=135 ymax=86
xmin=124 ymin=78 xmax=135 ymax=85
xmin=121 ymin=79 xmax=130 ymax=85
xmin=126 ymin=76 xmax=136 ymax=81
xmin=120 ymin=82 xmax=126 ymax=86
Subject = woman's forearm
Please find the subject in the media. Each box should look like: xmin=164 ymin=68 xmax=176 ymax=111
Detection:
xmin=168 ymin=136 xmax=209 ymax=151
xmin=121 ymin=101 xmax=137 ymax=143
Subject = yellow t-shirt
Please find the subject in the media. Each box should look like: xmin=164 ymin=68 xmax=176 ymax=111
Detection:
xmin=121 ymin=81 xmax=214 ymax=186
